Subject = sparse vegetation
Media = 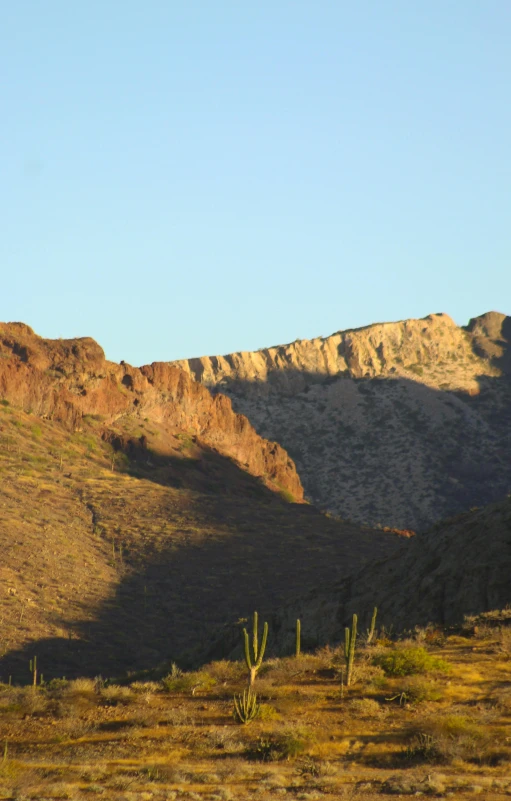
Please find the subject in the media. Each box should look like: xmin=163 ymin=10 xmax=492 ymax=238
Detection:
xmin=0 ymin=623 xmax=510 ymax=798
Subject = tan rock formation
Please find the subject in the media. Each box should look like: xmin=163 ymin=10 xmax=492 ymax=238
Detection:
xmin=172 ymin=312 xmax=511 ymax=530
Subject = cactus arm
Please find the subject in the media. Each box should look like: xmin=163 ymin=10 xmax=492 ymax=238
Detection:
xmin=253 ymin=611 xmax=259 ymax=662
xmin=367 ymin=606 xmax=378 ymax=644
xmin=234 ymin=694 xmax=242 ymax=720
xmin=243 ymin=628 xmax=252 ymax=669
xmin=255 ymin=621 xmax=268 ymax=669
xmin=344 ymin=627 xmax=350 ymax=661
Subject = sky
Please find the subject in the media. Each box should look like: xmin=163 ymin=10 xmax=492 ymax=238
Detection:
xmin=1 ymin=1 xmax=509 ymax=366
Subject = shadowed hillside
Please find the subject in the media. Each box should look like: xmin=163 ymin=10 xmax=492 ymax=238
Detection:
xmin=264 ymin=494 xmax=511 ymax=657
xmin=174 ymin=311 xmax=511 ymax=530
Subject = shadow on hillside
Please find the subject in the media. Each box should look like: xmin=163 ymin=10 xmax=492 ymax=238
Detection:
xmin=0 ymin=446 xmax=404 ymax=682
xmin=207 ymin=357 xmax=511 ymax=532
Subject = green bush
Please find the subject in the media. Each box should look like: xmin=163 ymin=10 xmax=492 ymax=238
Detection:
xmin=161 ymin=670 xmax=216 ymax=694
xmin=373 ymin=647 xmax=450 ymax=677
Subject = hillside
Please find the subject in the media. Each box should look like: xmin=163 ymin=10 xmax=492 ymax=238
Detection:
xmin=173 ymin=311 xmax=511 ymax=530
xmin=265 ymin=494 xmax=511 ymax=658
xmin=0 ymin=324 xmax=400 ymax=681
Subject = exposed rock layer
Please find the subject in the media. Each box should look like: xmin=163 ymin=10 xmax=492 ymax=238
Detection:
xmin=0 ymin=322 xmax=302 ymax=499
xmin=174 ymin=312 xmax=511 ymax=530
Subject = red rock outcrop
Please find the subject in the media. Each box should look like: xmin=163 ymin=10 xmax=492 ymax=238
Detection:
xmin=0 ymin=323 xmax=303 ymax=500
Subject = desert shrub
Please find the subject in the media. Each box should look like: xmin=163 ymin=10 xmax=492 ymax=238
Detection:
xmin=63 ymin=678 xmax=98 ymax=699
xmin=161 ymin=670 xmax=216 ymax=694
xmin=55 ymin=717 xmax=97 ymax=740
xmin=400 ymin=677 xmax=443 ymax=703
xmin=250 ymin=727 xmax=313 ymax=761
xmin=5 ymin=687 xmax=49 ymax=717
xmin=374 ymin=647 xmax=450 ymax=676
xmin=258 ymin=703 xmax=281 ymax=722
xmin=348 ymin=697 xmax=387 ymax=719
xmin=406 ymin=714 xmax=493 ymax=764
xmin=296 ymin=756 xmax=336 ymax=779
xmin=45 ymin=678 xmax=70 ymax=693
xmin=128 ymin=680 xmax=161 ymax=706
xmin=203 ymin=660 xmax=246 ymax=683
xmin=101 ymin=685 xmax=134 ymax=706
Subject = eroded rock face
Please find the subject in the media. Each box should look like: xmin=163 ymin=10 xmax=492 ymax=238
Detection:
xmin=0 ymin=323 xmax=303 ymax=500
xmin=173 ymin=312 xmax=511 ymax=530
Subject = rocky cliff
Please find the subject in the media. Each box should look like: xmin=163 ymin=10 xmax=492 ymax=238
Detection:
xmin=0 ymin=322 xmax=302 ymax=500
xmin=173 ymin=312 xmax=511 ymax=530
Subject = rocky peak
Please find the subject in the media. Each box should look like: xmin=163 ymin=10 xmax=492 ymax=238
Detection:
xmin=0 ymin=323 xmax=303 ymax=500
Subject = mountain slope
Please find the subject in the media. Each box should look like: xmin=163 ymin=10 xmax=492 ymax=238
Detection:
xmin=173 ymin=311 xmax=511 ymax=530
xmin=269 ymin=493 xmax=511 ymax=655
xmin=0 ymin=324 xmax=400 ymax=680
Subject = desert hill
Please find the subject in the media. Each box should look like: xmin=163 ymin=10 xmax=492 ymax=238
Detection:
xmin=0 ymin=323 xmax=400 ymax=680
xmin=200 ymin=492 xmax=511 ymax=664
xmin=268 ymin=493 xmax=511 ymax=656
xmin=173 ymin=311 xmax=511 ymax=530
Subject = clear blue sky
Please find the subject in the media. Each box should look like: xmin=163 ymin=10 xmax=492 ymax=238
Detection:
xmin=1 ymin=1 xmax=509 ymax=365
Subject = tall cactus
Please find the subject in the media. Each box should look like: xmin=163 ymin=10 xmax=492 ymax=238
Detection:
xmin=243 ymin=611 xmax=268 ymax=687
xmin=344 ymin=613 xmax=357 ymax=687
xmin=296 ymin=618 xmax=301 ymax=658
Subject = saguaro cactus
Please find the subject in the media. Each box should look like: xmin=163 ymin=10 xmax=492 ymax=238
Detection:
xmin=296 ymin=618 xmax=301 ymax=658
xmin=344 ymin=613 xmax=357 ymax=687
xmin=29 ymin=656 xmax=37 ymax=688
xmin=243 ymin=611 xmax=268 ymax=687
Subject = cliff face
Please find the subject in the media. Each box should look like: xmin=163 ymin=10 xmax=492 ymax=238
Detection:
xmin=0 ymin=323 xmax=303 ymax=500
xmin=173 ymin=312 xmax=511 ymax=530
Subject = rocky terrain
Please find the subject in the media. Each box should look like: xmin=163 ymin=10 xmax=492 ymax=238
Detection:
xmin=174 ymin=311 xmax=511 ymax=530
xmin=0 ymin=324 xmax=399 ymax=680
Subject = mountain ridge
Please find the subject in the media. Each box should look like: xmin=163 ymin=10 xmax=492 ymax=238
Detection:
xmin=171 ymin=311 xmax=511 ymax=530
xmin=0 ymin=321 xmax=302 ymax=500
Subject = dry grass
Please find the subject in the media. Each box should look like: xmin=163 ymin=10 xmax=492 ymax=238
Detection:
xmin=1 ymin=630 xmax=510 ymax=800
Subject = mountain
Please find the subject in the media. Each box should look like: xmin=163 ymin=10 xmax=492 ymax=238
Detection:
xmin=173 ymin=311 xmax=511 ymax=531
xmin=0 ymin=323 xmax=399 ymax=679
